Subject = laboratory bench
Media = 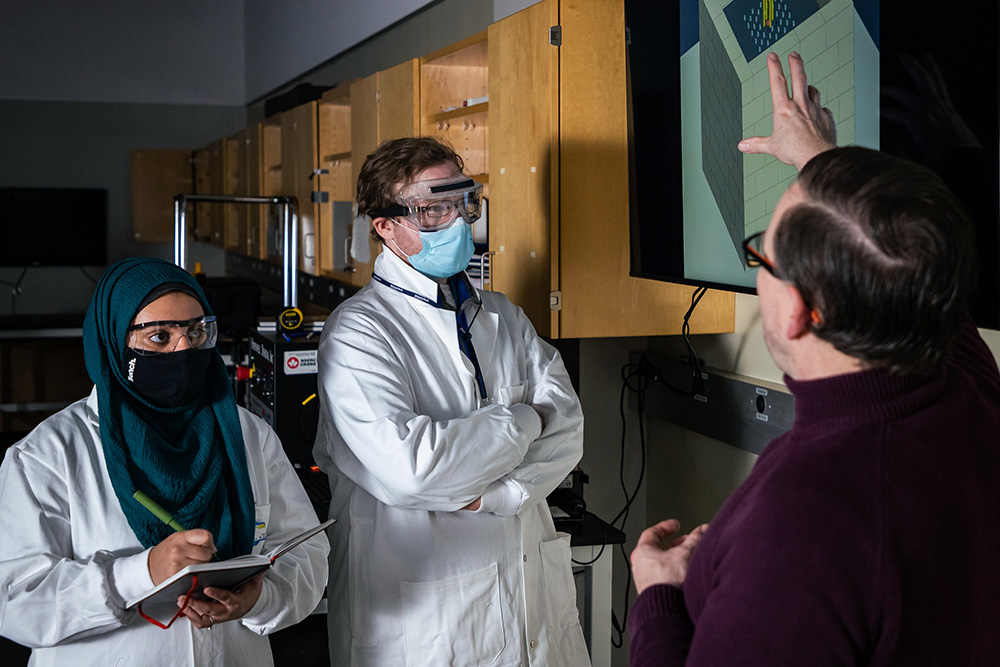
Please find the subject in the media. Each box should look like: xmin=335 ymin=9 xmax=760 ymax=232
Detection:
xmin=557 ymin=512 xmax=626 ymax=667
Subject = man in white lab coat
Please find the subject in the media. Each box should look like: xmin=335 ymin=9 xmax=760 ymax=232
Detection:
xmin=314 ymin=136 xmax=591 ymax=666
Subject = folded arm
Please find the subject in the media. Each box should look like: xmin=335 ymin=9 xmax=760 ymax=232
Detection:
xmin=317 ymin=320 xmax=542 ymax=512
xmin=476 ymin=309 xmax=584 ymax=516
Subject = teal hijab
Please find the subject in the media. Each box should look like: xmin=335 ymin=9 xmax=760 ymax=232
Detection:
xmin=83 ymin=257 xmax=255 ymax=559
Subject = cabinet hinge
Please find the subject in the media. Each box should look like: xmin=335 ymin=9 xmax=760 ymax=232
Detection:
xmin=549 ymin=290 xmax=562 ymax=311
xmin=311 ymin=191 xmax=329 ymax=203
xmin=549 ymin=25 xmax=562 ymax=46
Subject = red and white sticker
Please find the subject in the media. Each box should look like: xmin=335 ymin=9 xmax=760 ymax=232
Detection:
xmin=283 ymin=349 xmax=318 ymax=375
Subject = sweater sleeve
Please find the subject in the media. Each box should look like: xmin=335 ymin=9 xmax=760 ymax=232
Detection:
xmin=628 ymin=584 xmax=694 ymax=667
xmin=678 ymin=454 xmax=882 ymax=666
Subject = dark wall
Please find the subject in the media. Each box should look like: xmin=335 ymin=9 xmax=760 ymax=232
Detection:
xmin=0 ymin=99 xmax=244 ymax=315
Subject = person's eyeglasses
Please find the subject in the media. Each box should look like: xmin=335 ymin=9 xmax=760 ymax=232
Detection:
xmin=373 ymin=178 xmax=484 ymax=231
xmin=127 ymin=315 xmax=218 ymax=354
xmin=742 ymin=231 xmax=778 ymax=278
xmin=743 ymin=231 xmax=824 ymax=324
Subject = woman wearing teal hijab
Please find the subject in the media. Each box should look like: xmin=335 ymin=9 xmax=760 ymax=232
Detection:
xmin=0 ymin=258 xmax=329 ymax=666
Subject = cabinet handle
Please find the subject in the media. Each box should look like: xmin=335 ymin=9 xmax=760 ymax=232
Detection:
xmin=480 ymin=251 xmax=495 ymax=292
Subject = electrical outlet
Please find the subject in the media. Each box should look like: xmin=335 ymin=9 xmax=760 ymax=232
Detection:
xmin=628 ymin=353 xmax=793 ymax=454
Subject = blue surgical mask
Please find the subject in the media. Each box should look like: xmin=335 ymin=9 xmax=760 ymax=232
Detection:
xmin=394 ymin=220 xmax=475 ymax=280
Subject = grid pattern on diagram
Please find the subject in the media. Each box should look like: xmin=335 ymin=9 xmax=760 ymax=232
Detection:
xmin=700 ymin=0 xmax=747 ymax=263
xmin=700 ymin=0 xmax=858 ymax=250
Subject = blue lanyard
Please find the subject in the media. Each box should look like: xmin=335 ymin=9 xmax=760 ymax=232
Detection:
xmin=372 ymin=273 xmax=489 ymax=407
xmin=371 ymin=272 xmax=439 ymax=307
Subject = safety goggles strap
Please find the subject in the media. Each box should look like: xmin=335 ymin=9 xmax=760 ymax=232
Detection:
xmin=427 ymin=178 xmax=476 ymax=194
xmin=372 ymin=203 xmax=408 ymax=219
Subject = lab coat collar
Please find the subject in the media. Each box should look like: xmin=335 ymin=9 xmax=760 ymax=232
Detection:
xmin=374 ymin=247 xmax=480 ymax=308
xmin=373 ymin=248 xmax=496 ymax=394
xmin=86 ymin=385 xmax=100 ymax=421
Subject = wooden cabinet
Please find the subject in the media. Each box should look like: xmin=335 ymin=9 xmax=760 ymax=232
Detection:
xmin=421 ymin=32 xmax=489 ymax=179
xmin=281 ymin=102 xmax=321 ymax=275
xmin=487 ymin=0 xmax=734 ymax=338
xmin=246 ymin=119 xmax=283 ymax=261
xmin=317 ymin=85 xmax=354 ymax=278
xmin=130 ymin=149 xmax=192 ymax=243
xmin=193 ymin=139 xmax=226 ymax=245
xmin=151 ymin=1 xmax=733 ymax=339
xmin=0 ymin=336 xmax=91 ymax=434
xmin=223 ymin=131 xmax=247 ymax=253
xmin=347 ymin=59 xmax=421 ymax=285
xmin=488 ymin=4 xmax=557 ymax=332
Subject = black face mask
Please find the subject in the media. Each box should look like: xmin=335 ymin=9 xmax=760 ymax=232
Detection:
xmin=121 ymin=347 xmax=213 ymax=408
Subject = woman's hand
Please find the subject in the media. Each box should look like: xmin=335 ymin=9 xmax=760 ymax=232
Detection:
xmin=181 ymin=574 xmax=265 ymax=629
xmin=148 ymin=529 xmax=217 ymax=585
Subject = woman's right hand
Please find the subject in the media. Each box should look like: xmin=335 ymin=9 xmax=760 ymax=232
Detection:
xmin=148 ymin=529 xmax=217 ymax=585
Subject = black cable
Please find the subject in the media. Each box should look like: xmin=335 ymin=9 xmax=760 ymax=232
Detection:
xmin=0 ymin=267 xmax=29 ymax=315
xmin=570 ymin=510 xmax=609 ymax=566
xmin=609 ymin=359 xmax=650 ymax=649
xmin=78 ymin=266 xmax=99 ymax=285
xmin=608 ymin=286 xmax=708 ymax=650
xmin=682 ymin=286 xmax=708 ymax=394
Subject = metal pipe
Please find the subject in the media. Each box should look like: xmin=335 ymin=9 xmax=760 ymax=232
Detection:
xmin=172 ymin=194 xmax=300 ymax=309
xmin=282 ymin=201 xmax=299 ymax=308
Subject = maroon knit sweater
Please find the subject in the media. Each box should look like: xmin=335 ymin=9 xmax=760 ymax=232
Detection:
xmin=629 ymin=321 xmax=1000 ymax=665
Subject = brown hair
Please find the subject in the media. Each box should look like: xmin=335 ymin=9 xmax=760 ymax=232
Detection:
xmin=356 ymin=137 xmax=464 ymax=243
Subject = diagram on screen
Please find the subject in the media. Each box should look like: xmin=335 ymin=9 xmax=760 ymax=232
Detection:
xmin=682 ymin=0 xmax=877 ymax=279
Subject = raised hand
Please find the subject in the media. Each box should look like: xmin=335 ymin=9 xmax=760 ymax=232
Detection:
xmin=738 ymin=52 xmax=837 ymax=170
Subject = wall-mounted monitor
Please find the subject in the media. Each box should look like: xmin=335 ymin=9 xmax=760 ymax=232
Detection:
xmin=627 ymin=0 xmax=1000 ymax=328
xmin=0 ymin=187 xmax=108 ymax=268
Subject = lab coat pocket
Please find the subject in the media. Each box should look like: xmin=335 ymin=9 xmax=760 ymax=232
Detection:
xmin=399 ymin=563 xmax=506 ymax=667
xmin=538 ymin=535 xmax=580 ymax=631
xmin=498 ymin=382 xmax=527 ymax=407
xmin=252 ymin=504 xmax=271 ymax=555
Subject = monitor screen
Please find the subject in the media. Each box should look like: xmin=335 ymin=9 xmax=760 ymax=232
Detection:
xmin=0 ymin=187 xmax=108 ymax=267
xmin=627 ymin=0 xmax=1000 ymax=328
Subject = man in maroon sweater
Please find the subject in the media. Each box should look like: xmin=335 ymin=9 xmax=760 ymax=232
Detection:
xmin=627 ymin=52 xmax=1000 ymax=665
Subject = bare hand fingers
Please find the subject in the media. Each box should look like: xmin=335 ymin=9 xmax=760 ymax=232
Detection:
xmin=807 ymin=85 xmax=821 ymax=107
xmin=636 ymin=519 xmax=681 ymax=549
xmin=180 ymin=605 xmax=216 ymax=629
xmin=823 ymin=108 xmax=836 ymax=138
xmin=787 ymin=52 xmax=809 ymax=104
xmin=766 ymin=52 xmax=790 ymax=109
xmin=738 ymin=135 xmax=771 ymax=155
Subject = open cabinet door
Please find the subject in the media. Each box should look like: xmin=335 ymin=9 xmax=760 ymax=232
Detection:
xmin=488 ymin=0 xmax=560 ymax=337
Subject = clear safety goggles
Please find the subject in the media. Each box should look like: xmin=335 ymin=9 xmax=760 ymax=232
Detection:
xmin=374 ymin=176 xmax=483 ymax=231
xmin=126 ymin=315 xmax=218 ymax=355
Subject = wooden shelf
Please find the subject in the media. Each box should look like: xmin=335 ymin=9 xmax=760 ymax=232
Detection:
xmin=426 ymin=102 xmax=488 ymax=124
xmin=322 ymin=151 xmax=351 ymax=163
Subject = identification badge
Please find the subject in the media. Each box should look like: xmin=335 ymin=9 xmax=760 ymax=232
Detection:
xmin=253 ymin=521 xmax=267 ymax=548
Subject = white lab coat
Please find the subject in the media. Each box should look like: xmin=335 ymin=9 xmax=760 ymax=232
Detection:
xmin=314 ymin=249 xmax=591 ymax=667
xmin=0 ymin=388 xmax=330 ymax=667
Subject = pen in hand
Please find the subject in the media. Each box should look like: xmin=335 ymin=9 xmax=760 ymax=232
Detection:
xmin=133 ymin=490 xmax=218 ymax=561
